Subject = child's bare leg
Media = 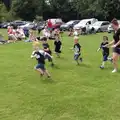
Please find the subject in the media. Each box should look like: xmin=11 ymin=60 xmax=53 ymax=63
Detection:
xmin=76 ymin=60 xmax=80 ymax=65
xmin=44 ymin=70 xmax=51 ymax=78
xmin=35 ymin=68 xmax=44 ymax=76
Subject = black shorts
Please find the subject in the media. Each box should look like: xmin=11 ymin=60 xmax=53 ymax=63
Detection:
xmin=55 ymin=49 xmax=61 ymax=53
xmin=103 ymin=54 xmax=109 ymax=61
xmin=113 ymin=47 xmax=120 ymax=54
xmin=74 ymin=54 xmax=80 ymax=60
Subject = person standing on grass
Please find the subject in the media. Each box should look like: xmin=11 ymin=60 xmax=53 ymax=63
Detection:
xmin=54 ymin=34 xmax=62 ymax=57
xmin=97 ymin=36 xmax=112 ymax=69
xmin=31 ymin=49 xmax=51 ymax=78
xmin=73 ymin=36 xmax=83 ymax=65
xmin=104 ymin=18 xmax=120 ymax=73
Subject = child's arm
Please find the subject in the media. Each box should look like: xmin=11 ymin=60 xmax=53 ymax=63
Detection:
xmin=97 ymin=48 xmax=101 ymax=52
xmin=97 ymin=43 xmax=102 ymax=52
xmin=104 ymin=40 xmax=114 ymax=47
xmin=31 ymin=51 xmax=36 ymax=58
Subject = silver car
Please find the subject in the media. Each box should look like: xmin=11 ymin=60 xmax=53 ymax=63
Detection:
xmin=90 ymin=21 xmax=110 ymax=32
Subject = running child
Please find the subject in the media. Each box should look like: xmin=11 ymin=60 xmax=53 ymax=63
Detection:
xmin=97 ymin=36 xmax=112 ymax=69
xmin=54 ymin=34 xmax=62 ymax=57
xmin=42 ymin=37 xmax=54 ymax=66
xmin=73 ymin=36 xmax=83 ymax=65
xmin=31 ymin=49 xmax=51 ymax=78
xmin=42 ymin=37 xmax=52 ymax=55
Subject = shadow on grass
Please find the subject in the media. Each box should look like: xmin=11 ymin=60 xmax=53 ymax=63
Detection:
xmin=40 ymin=77 xmax=56 ymax=84
xmin=78 ymin=63 xmax=91 ymax=68
xmin=50 ymin=65 xmax=60 ymax=70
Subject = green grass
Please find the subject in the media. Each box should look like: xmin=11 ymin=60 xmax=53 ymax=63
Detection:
xmin=0 ymin=29 xmax=120 ymax=120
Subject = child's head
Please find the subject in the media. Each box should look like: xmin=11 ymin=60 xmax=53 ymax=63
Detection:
xmin=103 ymin=36 xmax=108 ymax=42
xmin=74 ymin=36 xmax=79 ymax=44
xmin=41 ymin=37 xmax=47 ymax=42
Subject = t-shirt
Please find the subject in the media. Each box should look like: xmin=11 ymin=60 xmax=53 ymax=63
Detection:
xmin=100 ymin=42 xmax=109 ymax=54
xmin=74 ymin=43 xmax=81 ymax=54
xmin=43 ymin=43 xmax=51 ymax=54
xmin=113 ymin=28 xmax=120 ymax=48
xmin=31 ymin=50 xmax=45 ymax=64
xmin=54 ymin=40 xmax=62 ymax=50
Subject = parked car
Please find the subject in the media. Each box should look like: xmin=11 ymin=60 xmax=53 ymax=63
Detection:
xmin=20 ymin=22 xmax=36 ymax=29
xmin=108 ymin=20 xmax=120 ymax=33
xmin=37 ymin=21 xmax=45 ymax=30
xmin=0 ymin=22 xmax=11 ymax=28
xmin=11 ymin=20 xmax=26 ymax=28
xmin=60 ymin=20 xmax=80 ymax=31
xmin=74 ymin=18 xmax=98 ymax=30
xmin=47 ymin=18 xmax=63 ymax=29
xmin=90 ymin=21 xmax=110 ymax=32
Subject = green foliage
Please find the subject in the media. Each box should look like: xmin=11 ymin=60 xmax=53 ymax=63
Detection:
xmin=1 ymin=0 xmax=120 ymax=21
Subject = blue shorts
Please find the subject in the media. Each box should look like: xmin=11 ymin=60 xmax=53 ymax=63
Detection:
xmin=113 ymin=47 xmax=120 ymax=54
xmin=35 ymin=63 xmax=45 ymax=70
xmin=103 ymin=54 xmax=109 ymax=61
xmin=74 ymin=54 xmax=80 ymax=60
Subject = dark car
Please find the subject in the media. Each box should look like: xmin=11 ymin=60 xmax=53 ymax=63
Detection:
xmin=60 ymin=20 xmax=80 ymax=31
xmin=0 ymin=22 xmax=11 ymax=28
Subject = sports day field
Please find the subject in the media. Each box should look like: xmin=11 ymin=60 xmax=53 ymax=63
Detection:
xmin=0 ymin=29 xmax=120 ymax=120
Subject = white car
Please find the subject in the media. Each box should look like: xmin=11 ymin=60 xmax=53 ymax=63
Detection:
xmin=74 ymin=18 xmax=98 ymax=30
xmin=90 ymin=21 xmax=110 ymax=32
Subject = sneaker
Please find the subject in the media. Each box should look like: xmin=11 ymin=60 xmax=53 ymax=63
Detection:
xmin=112 ymin=69 xmax=117 ymax=73
xmin=100 ymin=66 xmax=104 ymax=69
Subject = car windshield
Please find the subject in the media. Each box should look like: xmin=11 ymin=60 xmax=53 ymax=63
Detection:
xmin=78 ymin=20 xmax=89 ymax=25
xmin=66 ymin=21 xmax=74 ymax=25
xmin=92 ymin=22 xmax=102 ymax=26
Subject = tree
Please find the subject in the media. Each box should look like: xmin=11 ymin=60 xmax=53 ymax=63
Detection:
xmin=13 ymin=0 xmax=41 ymax=21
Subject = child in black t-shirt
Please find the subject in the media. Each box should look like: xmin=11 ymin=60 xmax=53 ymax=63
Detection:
xmin=41 ymin=37 xmax=54 ymax=66
xmin=97 ymin=36 xmax=112 ymax=69
xmin=31 ymin=50 xmax=51 ymax=78
xmin=54 ymin=34 xmax=62 ymax=57
xmin=42 ymin=37 xmax=52 ymax=55
xmin=73 ymin=36 xmax=83 ymax=65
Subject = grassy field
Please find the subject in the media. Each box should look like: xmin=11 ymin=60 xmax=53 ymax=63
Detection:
xmin=0 ymin=29 xmax=120 ymax=120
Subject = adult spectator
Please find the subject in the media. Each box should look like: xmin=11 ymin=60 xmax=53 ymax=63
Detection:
xmin=47 ymin=19 xmax=53 ymax=31
xmin=105 ymin=18 xmax=120 ymax=73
